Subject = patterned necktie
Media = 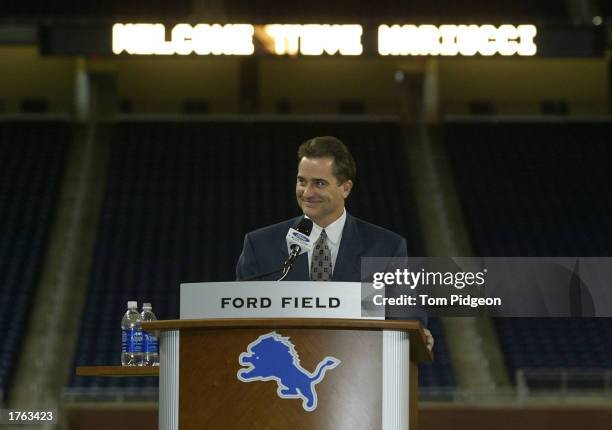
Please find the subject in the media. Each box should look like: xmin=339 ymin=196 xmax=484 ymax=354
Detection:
xmin=311 ymin=229 xmax=332 ymax=281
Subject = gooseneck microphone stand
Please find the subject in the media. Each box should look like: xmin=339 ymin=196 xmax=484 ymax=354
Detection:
xmin=239 ymin=247 xmax=300 ymax=282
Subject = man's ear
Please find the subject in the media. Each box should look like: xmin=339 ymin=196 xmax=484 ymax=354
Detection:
xmin=341 ymin=180 xmax=353 ymax=198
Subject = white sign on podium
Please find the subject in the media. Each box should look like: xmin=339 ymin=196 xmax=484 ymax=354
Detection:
xmin=180 ymin=281 xmax=382 ymax=319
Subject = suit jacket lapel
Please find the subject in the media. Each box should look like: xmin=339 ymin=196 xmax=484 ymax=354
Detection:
xmin=333 ymin=214 xmax=363 ymax=282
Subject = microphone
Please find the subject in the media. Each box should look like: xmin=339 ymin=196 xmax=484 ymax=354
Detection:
xmin=239 ymin=218 xmax=314 ymax=282
xmin=279 ymin=218 xmax=313 ymax=280
xmin=286 ymin=218 xmax=314 ymax=261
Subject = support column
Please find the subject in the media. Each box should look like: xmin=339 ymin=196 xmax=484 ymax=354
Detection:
xmin=382 ymin=330 xmax=410 ymax=430
xmin=159 ymin=331 xmax=180 ymax=430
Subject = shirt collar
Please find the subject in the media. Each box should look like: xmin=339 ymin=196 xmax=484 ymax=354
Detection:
xmin=306 ymin=209 xmax=347 ymax=246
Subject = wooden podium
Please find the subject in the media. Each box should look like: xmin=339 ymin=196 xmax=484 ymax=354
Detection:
xmin=146 ymin=318 xmax=431 ymax=430
xmin=77 ymin=282 xmax=432 ymax=429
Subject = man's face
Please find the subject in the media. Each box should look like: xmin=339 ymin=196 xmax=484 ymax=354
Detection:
xmin=296 ymin=156 xmax=353 ymax=227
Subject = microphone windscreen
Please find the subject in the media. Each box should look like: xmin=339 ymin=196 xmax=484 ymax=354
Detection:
xmin=286 ymin=218 xmax=314 ymax=255
xmin=296 ymin=217 xmax=313 ymax=236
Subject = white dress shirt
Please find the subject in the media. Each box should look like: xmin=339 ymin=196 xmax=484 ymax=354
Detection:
xmin=304 ymin=209 xmax=347 ymax=274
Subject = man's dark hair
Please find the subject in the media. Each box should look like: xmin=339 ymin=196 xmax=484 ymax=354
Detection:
xmin=297 ymin=136 xmax=356 ymax=184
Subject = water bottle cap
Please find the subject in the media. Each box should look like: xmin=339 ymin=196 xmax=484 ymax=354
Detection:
xmin=143 ymin=303 xmax=152 ymax=309
xmin=127 ymin=301 xmax=137 ymax=309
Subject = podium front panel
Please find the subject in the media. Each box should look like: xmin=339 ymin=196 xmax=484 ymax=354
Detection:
xmin=179 ymin=328 xmax=383 ymax=429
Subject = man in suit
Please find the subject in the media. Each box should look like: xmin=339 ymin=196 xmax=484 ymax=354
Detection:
xmin=236 ymin=136 xmax=433 ymax=349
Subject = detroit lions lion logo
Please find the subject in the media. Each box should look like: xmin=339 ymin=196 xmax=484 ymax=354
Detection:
xmin=237 ymin=332 xmax=340 ymax=412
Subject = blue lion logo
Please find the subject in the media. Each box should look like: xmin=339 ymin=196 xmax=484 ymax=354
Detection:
xmin=237 ymin=332 xmax=340 ymax=412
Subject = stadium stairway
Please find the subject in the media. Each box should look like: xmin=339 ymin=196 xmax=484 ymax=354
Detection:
xmin=404 ymin=122 xmax=512 ymax=396
xmin=8 ymin=122 xmax=110 ymax=426
xmin=0 ymin=119 xmax=69 ymax=405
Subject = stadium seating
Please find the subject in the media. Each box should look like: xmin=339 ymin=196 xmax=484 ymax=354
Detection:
xmin=445 ymin=121 xmax=612 ymax=386
xmin=0 ymin=120 xmax=68 ymax=401
xmin=446 ymin=121 xmax=612 ymax=257
xmin=69 ymin=120 xmax=455 ymax=391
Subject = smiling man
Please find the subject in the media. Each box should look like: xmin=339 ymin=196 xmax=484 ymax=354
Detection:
xmin=236 ymin=136 xmax=432 ymax=347
xmin=237 ymin=136 xmax=409 ymax=282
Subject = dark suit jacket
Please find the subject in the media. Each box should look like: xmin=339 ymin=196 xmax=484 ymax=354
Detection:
xmin=236 ymin=213 xmax=407 ymax=282
xmin=235 ymin=214 xmax=427 ymax=325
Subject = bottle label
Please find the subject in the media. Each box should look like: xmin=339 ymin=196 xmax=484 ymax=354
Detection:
xmin=143 ymin=331 xmax=158 ymax=353
xmin=122 ymin=328 xmax=143 ymax=353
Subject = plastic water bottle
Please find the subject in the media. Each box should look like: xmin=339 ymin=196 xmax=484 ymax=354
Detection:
xmin=141 ymin=303 xmax=159 ymax=366
xmin=121 ymin=301 xmax=143 ymax=366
